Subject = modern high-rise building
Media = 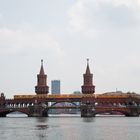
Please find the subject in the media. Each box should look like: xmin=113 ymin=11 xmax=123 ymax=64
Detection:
xmin=51 ymin=80 xmax=61 ymax=94
xmin=51 ymin=80 xmax=61 ymax=114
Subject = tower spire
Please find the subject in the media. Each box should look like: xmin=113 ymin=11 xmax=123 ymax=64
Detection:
xmin=81 ymin=59 xmax=95 ymax=94
xmin=35 ymin=60 xmax=49 ymax=94
xmin=39 ymin=59 xmax=45 ymax=75
xmin=86 ymin=58 xmax=90 ymax=74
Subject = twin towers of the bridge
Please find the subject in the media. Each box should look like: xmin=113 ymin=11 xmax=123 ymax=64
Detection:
xmin=34 ymin=59 xmax=96 ymax=117
xmin=35 ymin=59 xmax=95 ymax=95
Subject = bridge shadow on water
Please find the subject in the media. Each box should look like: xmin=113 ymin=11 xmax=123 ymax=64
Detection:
xmin=35 ymin=117 xmax=49 ymax=140
xmin=36 ymin=117 xmax=48 ymax=123
xmin=82 ymin=117 xmax=95 ymax=122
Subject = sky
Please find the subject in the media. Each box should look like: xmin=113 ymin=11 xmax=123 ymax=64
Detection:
xmin=0 ymin=0 xmax=140 ymax=98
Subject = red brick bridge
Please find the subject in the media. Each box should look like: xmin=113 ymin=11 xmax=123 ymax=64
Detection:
xmin=0 ymin=59 xmax=140 ymax=117
xmin=0 ymin=94 xmax=140 ymax=117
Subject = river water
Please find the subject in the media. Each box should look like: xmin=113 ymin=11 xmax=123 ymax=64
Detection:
xmin=0 ymin=114 xmax=140 ymax=140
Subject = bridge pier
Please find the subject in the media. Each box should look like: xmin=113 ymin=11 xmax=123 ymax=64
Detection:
xmin=81 ymin=104 xmax=95 ymax=117
xmin=125 ymin=106 xmax=139 ymax=117
xmin=81 ymin=95 xmax=96 ymax=117
xmin=81 ymin=97 xmax=95 ymax=117
xmin=0 ymin=113 xmax=6 ymax=117
xmin=28 ymin=105 xmax=48 ymax=117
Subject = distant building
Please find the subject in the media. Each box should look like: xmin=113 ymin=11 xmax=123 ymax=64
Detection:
xmin=73 ymin=91 xmax=82 ymax=95
xmin=51 ymin=80 xmax=60 ymax=94
xmin=50 ymin=80 xmax=61 ymax=114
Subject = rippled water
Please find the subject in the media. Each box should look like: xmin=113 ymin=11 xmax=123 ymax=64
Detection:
xmin=0 ymin=114 xmax=140 ymax=140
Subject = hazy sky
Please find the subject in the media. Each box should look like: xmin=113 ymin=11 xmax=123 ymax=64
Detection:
xmin=0 ymin=0 xmax=140 ymax=98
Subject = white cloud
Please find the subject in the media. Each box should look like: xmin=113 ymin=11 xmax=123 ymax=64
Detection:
xmin=0 ymin=1 xmax=140 ymax=96
xmin=0 ymin=26 xmax=65 ymax=58
xmin=68 ymin=0 xmax=140 ymax=34
xmin=0 ymin=11 xmax=64 ymax=58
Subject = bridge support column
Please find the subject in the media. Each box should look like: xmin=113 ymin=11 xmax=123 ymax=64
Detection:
xmin=0 ymin=113 xmax=6 ymax=117
xmin=125 ymin=106 xmax=139 ymax=117
xmin=81 ymin=104 xmax=95 ymax=117
xmin=28 ymin=105 xmax=48 ymax=117
xmin=81 ymin=95 xmax=95 ymax=117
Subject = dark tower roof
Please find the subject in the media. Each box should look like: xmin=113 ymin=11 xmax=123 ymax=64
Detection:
xmin=35 ymin=59 xmax=49 ymax=94
xmin=39 ymin=59 xmax=45 ymax=75
xmin=81 ymin=59 xmax=95 ymax=94
xmin=86 ymin=58 xmax=90 ymax=74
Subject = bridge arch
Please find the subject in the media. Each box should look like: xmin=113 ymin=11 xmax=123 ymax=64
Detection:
xmin=50 ymin=101 xmax=78 ymax=107
xmin=6 ymin=111 xmax=28 ymax=117
xmin=0 ymin=108 xmax=30 ymax=117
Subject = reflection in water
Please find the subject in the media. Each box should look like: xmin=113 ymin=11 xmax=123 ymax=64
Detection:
xmin=36 ymin=129 xmax=48 ymax=140
xmin=35 ymin=117 xmax=48 ymax=140
xmin=36 ymin=117 xmax=48 ymax=123
xmin=83 ymin=117 xmax=94 ymax=123
xmin=1 ymin=117 xmax=140 ymax=140
xmin=6 ymin=112 xmax=28 ymax=117
xmin=36 ymin=124 xmax=48 ymax=130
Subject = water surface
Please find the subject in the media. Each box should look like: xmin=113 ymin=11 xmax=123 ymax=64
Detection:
xmin=0 ymin=115 xmax=140 ymax=140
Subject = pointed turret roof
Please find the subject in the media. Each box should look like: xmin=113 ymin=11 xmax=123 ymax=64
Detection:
xmin=39 ymin=59 xmax=45 ymax=75
xmin=85 ymin=58 xmax=90 ymax=74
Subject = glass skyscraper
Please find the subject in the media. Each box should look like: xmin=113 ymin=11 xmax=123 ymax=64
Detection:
xmin=51 ymin=80 xmax=60 ymax=94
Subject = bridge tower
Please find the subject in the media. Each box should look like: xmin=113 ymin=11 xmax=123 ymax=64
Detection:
xmin=35 ymin=60 xmax=49 ymax=94
xmin=81 ymin=59 xmax=95 ymax=94
xmin=81 ymin=59 xmax=96 ymax=117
